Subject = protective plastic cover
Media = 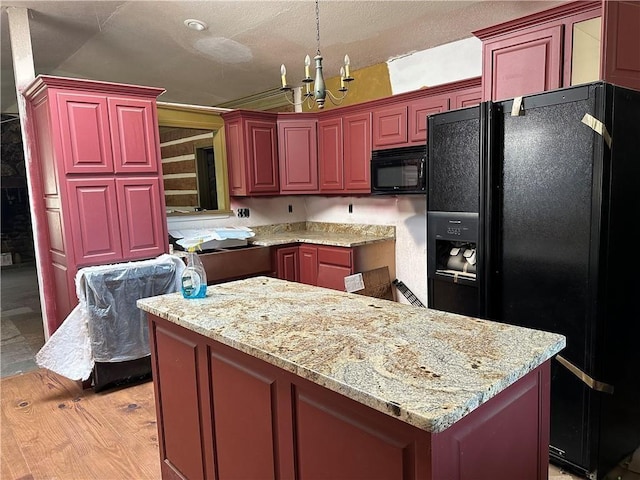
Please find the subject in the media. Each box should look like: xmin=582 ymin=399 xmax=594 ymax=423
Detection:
xmin=76 ymin=254 xmax=185 ymax=363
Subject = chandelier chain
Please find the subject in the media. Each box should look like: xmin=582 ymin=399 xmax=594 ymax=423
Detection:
xmin=315 ymin=0 xmax=321 ymax=55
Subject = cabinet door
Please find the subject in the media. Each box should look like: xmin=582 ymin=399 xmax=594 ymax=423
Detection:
xmin=318 ymin=117 xmax=344 ymax=192
xmin=343 ymin=112 xmax=371 ymax=193
xmin=601 ymin=1 xmax=640 ymax=91
xmin=278 ymin=119 xmax=318 ymax=193
xmin=451 ymin=86 xmax=483 ymax=110
xmin=246 ymin=119 xmax=280 ymax=194
xmin=299 ymin=245 xmax=318 ymax=286
xmin=209 ymin=349 xmax=279 ymax=479
xmin=276 ymin=246 xmax=299 ymax=282
xmin=57 ymin=92 xmax=114 ymax=174
xmin=151 ymin=323 xmax=214 ymax=480
xmin=372 ymin=105 xmax=407 ymax=149
xmin=483 ymin=25 xmax=563 ymax=101
xmin=408 ymin=95 xmax=450 ymax=144
xmin=116 ymin=177 xmax=166 ymax=261
xmin=108 ymin=97 xmax=159 ymax=173
xmin=316 ymin=246 xmax=353 ymax=291
xmin=225 ymin=119 xmax=248 ymax=196
xmin=66 ymin=178 xmax=122 ymax=265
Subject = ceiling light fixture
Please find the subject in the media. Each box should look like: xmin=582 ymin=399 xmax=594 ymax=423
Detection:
xmin=279 ymin=0 xmax=354 ymax=109
xmin=184 ymin=19 xmax=208 ymax=32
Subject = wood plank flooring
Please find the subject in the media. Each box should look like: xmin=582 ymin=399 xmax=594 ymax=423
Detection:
xmin=1 ymin=369 xmax=160 ymax=480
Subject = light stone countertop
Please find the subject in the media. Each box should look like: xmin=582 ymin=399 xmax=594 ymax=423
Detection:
xmin=137 ymin=276 xmax=565 ymax=433
xmin=248 ymin=221 xmax=395 ymax=247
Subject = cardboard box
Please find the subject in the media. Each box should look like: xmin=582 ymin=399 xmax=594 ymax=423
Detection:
xmin=345 ymin=267 xmax=394 ymax=301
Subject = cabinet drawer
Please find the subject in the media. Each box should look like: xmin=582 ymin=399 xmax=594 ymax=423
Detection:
xmin=317 ymin=246 xmax=353 ymax=268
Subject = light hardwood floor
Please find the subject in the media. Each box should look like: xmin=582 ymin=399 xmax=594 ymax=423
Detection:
xmin=1 ymin=369 xmax=160 ymax=480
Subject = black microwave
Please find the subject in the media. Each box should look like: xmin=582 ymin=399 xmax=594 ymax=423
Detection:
xmin=370 ymin=145 xmax=427 ymax=195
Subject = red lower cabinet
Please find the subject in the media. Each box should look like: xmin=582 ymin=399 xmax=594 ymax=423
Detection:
xmin=274 ymin=246 xmax=300 ymax=282
xmin=274 ymin=244 xmax=354 ymax=291
xmin=316 ymin=245 xmax=353 ymax=290
xmin=298 ymin=245 xmax=318 ymax=285
xmin=149 ymin=314 xmax=553 ymax=480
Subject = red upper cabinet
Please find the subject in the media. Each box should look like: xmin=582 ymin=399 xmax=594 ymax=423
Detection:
xmin=23 ymin=75 xmax=167 ymax=335
xmin=451 ymin=86 xmax=483 ymax=110
xmin=372 ymin=105 xmax=408 ymax=149
xmin=601 ymin=1 xmax=640 ymax=91
xmin=482 ymin=24 xmax=563 ymax=101
xmin=407 ymin=95 xmax=450 ymax=145
xmin=57 ymin=92 xmax=114 ymax=174
xmin=318 ymin=110 xmax=371 ymax=194
xmin=108 ymin=97 xmax=159 ymax=173
xmin=222 ymin=110 xmax=279 ymax=196
xmin=318 ymin=116 xmax=344 ymax=192
xmin=475 ymin=1 xmax=640 ymax=100
xmin=278 ymin=116 xmax=318 ymax=194
xmin=342 ymin=111 xmax=371 ymax=193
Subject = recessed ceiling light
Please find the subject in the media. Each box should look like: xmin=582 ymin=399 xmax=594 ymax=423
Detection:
xmin=184 ymin=19 xmax=208 ymax=31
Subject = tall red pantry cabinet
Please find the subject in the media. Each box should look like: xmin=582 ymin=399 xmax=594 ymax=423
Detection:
xmin=22 ymin=76 xmax=168 ymax=336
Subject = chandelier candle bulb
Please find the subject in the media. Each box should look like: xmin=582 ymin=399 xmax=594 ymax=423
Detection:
xmin=340 ymin=67 xmax=345 ymax=89
xmin=280 ymin=64 xmax=287 ymax=88
xmin=305 ymin=55 xmax=311 ymax=79
xmin=344 ymin=55 xmax=351 ymax=78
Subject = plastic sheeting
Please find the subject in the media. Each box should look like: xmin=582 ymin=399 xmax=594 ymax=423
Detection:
xmin=36 ymin=254 xmax=185 ymax=380
xmin=78 ymin=254 xmax=185 ymax=362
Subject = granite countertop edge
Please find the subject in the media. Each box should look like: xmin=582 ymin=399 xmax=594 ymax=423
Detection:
xmin=249 ymin=235 xmax=394 ymax=248
xmin=247 ymin=221 xmax=396 ymax=248
xmin=138 ymin=277 xmax=566 ymax=434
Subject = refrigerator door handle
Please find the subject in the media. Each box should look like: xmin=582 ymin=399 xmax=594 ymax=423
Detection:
xmin=555 ymin=355 xmax=614 ymax=394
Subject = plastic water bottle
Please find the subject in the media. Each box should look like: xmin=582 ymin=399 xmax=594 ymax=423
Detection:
xmin=181 ymin=246 xmax=207 ymax=299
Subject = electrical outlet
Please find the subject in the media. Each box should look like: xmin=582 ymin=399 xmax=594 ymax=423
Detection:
xmin=288 ymin=204 xmax=293 ymax=213
xmin=237 ymin=208 xmax=250 ymax=218
xmin=348 ymin=204 xmax=353 ymax=214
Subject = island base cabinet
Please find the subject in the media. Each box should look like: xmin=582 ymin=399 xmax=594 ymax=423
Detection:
xmin=149 ymin=314 xmax=551 ymax=480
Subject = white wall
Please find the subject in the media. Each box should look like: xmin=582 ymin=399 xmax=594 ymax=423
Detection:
xmin=166 ymin=196 xmax=307 ymax=231
xmin=387 ymin=37 xmax=482 ymax=94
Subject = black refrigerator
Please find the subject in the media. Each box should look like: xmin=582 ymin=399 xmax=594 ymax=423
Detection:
xmin=426 ymin=82 xmax=640 ymax=479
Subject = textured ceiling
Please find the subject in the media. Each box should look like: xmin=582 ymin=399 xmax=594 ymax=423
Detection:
xmin=1 ymin=1 xmax=563 ymax=114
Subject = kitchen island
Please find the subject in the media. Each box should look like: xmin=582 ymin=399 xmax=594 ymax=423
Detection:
xmin=137 ymin=276 xmax=565 ymax=480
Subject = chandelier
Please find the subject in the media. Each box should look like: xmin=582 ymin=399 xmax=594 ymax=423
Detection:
xmin=279 ymin=0 xmax=354 ymax=109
